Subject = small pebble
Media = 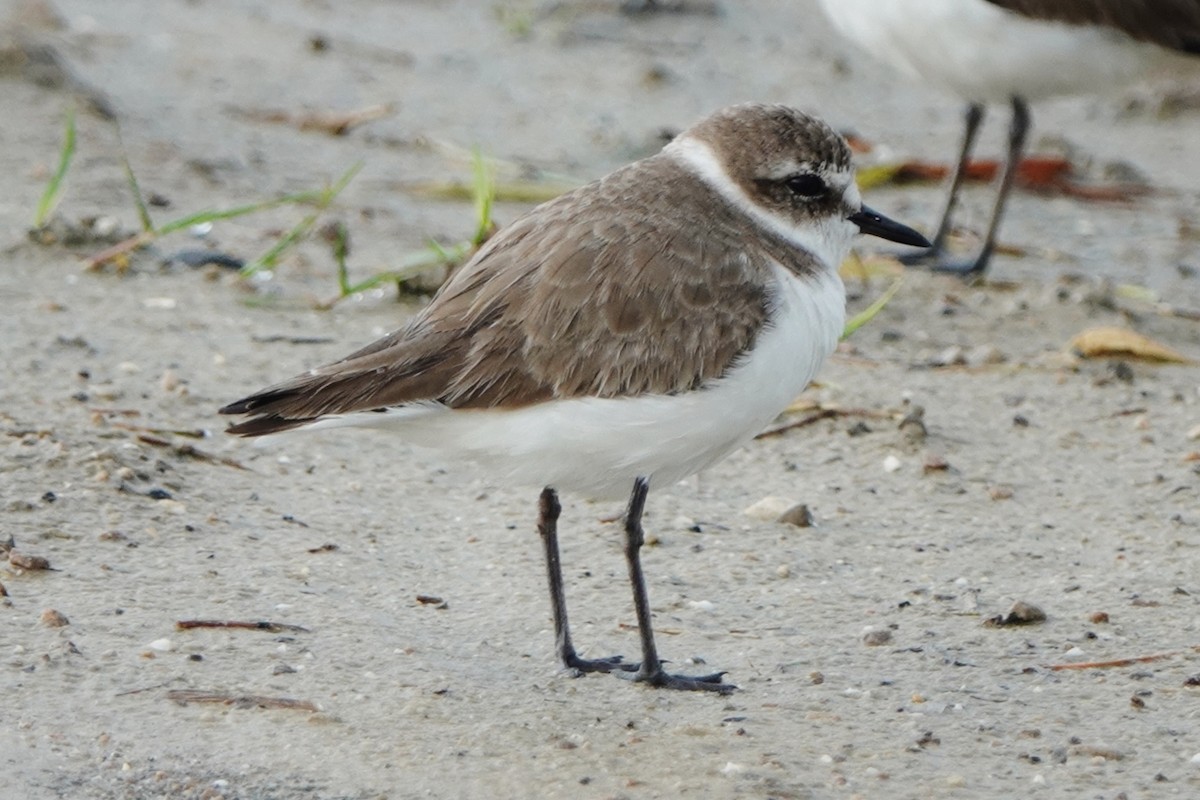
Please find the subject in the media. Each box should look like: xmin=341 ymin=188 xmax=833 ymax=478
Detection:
xmin=41 ymin=608 xmax=69 ymax=627
xmin=672 ymin=514 xmax=697 ymax=531
xmin=883 ymin=455 xmax=902 ymax=473
xmin=988 ymin=485 xmax=1015 ymax=501
xmin=922 ymin=453 xmax=950 ymax=473
xmin=777 ymin=504 xmax=814 ymax=527
xmin=846 ymin=420 xmax=871 ymax=436
xmin=776 ymin=564 xmax=791 ymax=579
xmin=898 ymin=406 xmax=927 ymax=443
xmin=983 ymin=600 xmax=1046 ymax=627
xmin=146 ymin=638 xmax=174 ymax=652
xmin=1089 ymin=611 xmax=1110 ymax=624
xmin=743 ymin=496 xmax=794 ymax=521
xmin=862 ymin=628 xmax=893 ymax=646
xmin=967 ymin=344 xmax=1006 ymax=367
xmin=931 ymin=346 xmax=966 ymax=367
xmin=9 ymin=551 xmax=51 ymax=570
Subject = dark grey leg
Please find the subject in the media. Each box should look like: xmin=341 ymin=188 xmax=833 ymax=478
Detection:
xmin=953 ymin=95 xmax=1030 ymax=278
xmin=931 ymin=102 xmax=986 ymax=253
xmin=618 ymin=477 xmax=733 ymax=693
xmin=902 ymin=102 xmax=985 ymax=267
xmin=537 ymin=487 xmax=633 ymax=674
xmin=906 ymin=97 xmax=1031 ymax=280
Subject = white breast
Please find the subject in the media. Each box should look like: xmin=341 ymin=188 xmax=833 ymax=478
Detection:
xmin=309 ymin=265 xmax=845 ymax=500
xmin=819 ymin=0 xmax=1177 ymax=104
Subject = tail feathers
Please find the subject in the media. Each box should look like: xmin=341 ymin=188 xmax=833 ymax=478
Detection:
xmin=219 ymin=382 xmax=332 ymax=437
xmin=224 ymin=413 xmax=317 ymax=436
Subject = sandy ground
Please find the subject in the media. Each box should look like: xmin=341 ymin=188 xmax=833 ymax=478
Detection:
xmin=3 ymin=1 xmax=1200 ymax=798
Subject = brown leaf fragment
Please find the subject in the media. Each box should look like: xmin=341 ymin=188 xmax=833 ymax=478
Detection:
xmin=1068 ymin=327 xmax=1194 ymax=364
xmin=1069 ymin=744 xmax=1125 ymax=761
xmin=134 ymin=434 xmax=247 ymax=470
xmin=300 ymin=104 xmax=393 ymax=135
xmin=165 ymin=689 xmax=318 ymax=712
xmin=234 ymin=103 xmax=394 ymax=136
xmin=983 ymin=600 xmax=1046 ymax=627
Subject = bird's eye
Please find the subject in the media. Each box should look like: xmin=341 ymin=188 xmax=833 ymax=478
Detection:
xmin=784 ymin=173 xmax=827 ymax=198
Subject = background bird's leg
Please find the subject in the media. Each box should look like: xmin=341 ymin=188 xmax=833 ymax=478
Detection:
xmin=960 ymin=95 xmax=1031 ymax=278
xmin=903 ymin=102 xmax=985 ymax=266
xmin=934 ymin=102 xmax=986 ymax=252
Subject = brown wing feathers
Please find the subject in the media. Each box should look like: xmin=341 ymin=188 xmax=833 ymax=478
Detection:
xmin=220 ymin=156 xmax=776 ymax=436
xmin=984 ymin=0 xmax=1200 ymax=54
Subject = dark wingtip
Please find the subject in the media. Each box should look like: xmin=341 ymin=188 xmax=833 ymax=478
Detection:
xmin=224 ymin=414 xmax=314 ymax=437
xmin=218 ymin=399 xmax=253 ymax=416
xmin=220 ymin=389 xmax=319 ymax=437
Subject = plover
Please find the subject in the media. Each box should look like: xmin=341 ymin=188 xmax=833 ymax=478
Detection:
xmin=819 ymin=0 xmax=1200 ymax=277
xmin=221 ymin=103 xmax=929 ymax=693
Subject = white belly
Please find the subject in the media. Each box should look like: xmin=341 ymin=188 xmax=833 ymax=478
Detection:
xmin=819 ymin=0 xmax=1177 ymax=103
xmin=311 ymin=265 xmax=845 ymax=500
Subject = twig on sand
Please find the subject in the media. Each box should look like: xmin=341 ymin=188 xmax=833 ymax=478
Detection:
xmin=165 ymin=690 xmax=319 ymax=712
xmin=1046 ymin=646 xmax=1200 ymax=671
xmin=176 ymin=619 xmax=310 ymax=633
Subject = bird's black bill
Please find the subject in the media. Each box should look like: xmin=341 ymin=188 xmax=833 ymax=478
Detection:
xmin=848 ymin=206 xmax=931 ymax=249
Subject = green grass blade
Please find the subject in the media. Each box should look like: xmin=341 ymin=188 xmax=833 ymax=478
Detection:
xmin=153 ymin=189 xmax=328 ymax=237
xmin=34 ymin=108 xmax=77 ymax=227
xmin=842 ymin=277 xmax=903 ymax=339
xmin=470 ymin=148 xmax=496 ymax=246
xmin=242 ymin=162 xmax=363 ymax=276
xmin=123 ymin=156 xmax=154 ymax=232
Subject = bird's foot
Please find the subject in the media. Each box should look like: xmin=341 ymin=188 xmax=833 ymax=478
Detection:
xmin=618 ymin=664 xmax=735 ymax=694
xmin=898 ymin=247 xmax=989 ymax=283
xmin=562 ymin=651 xmax=638 ymax=676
